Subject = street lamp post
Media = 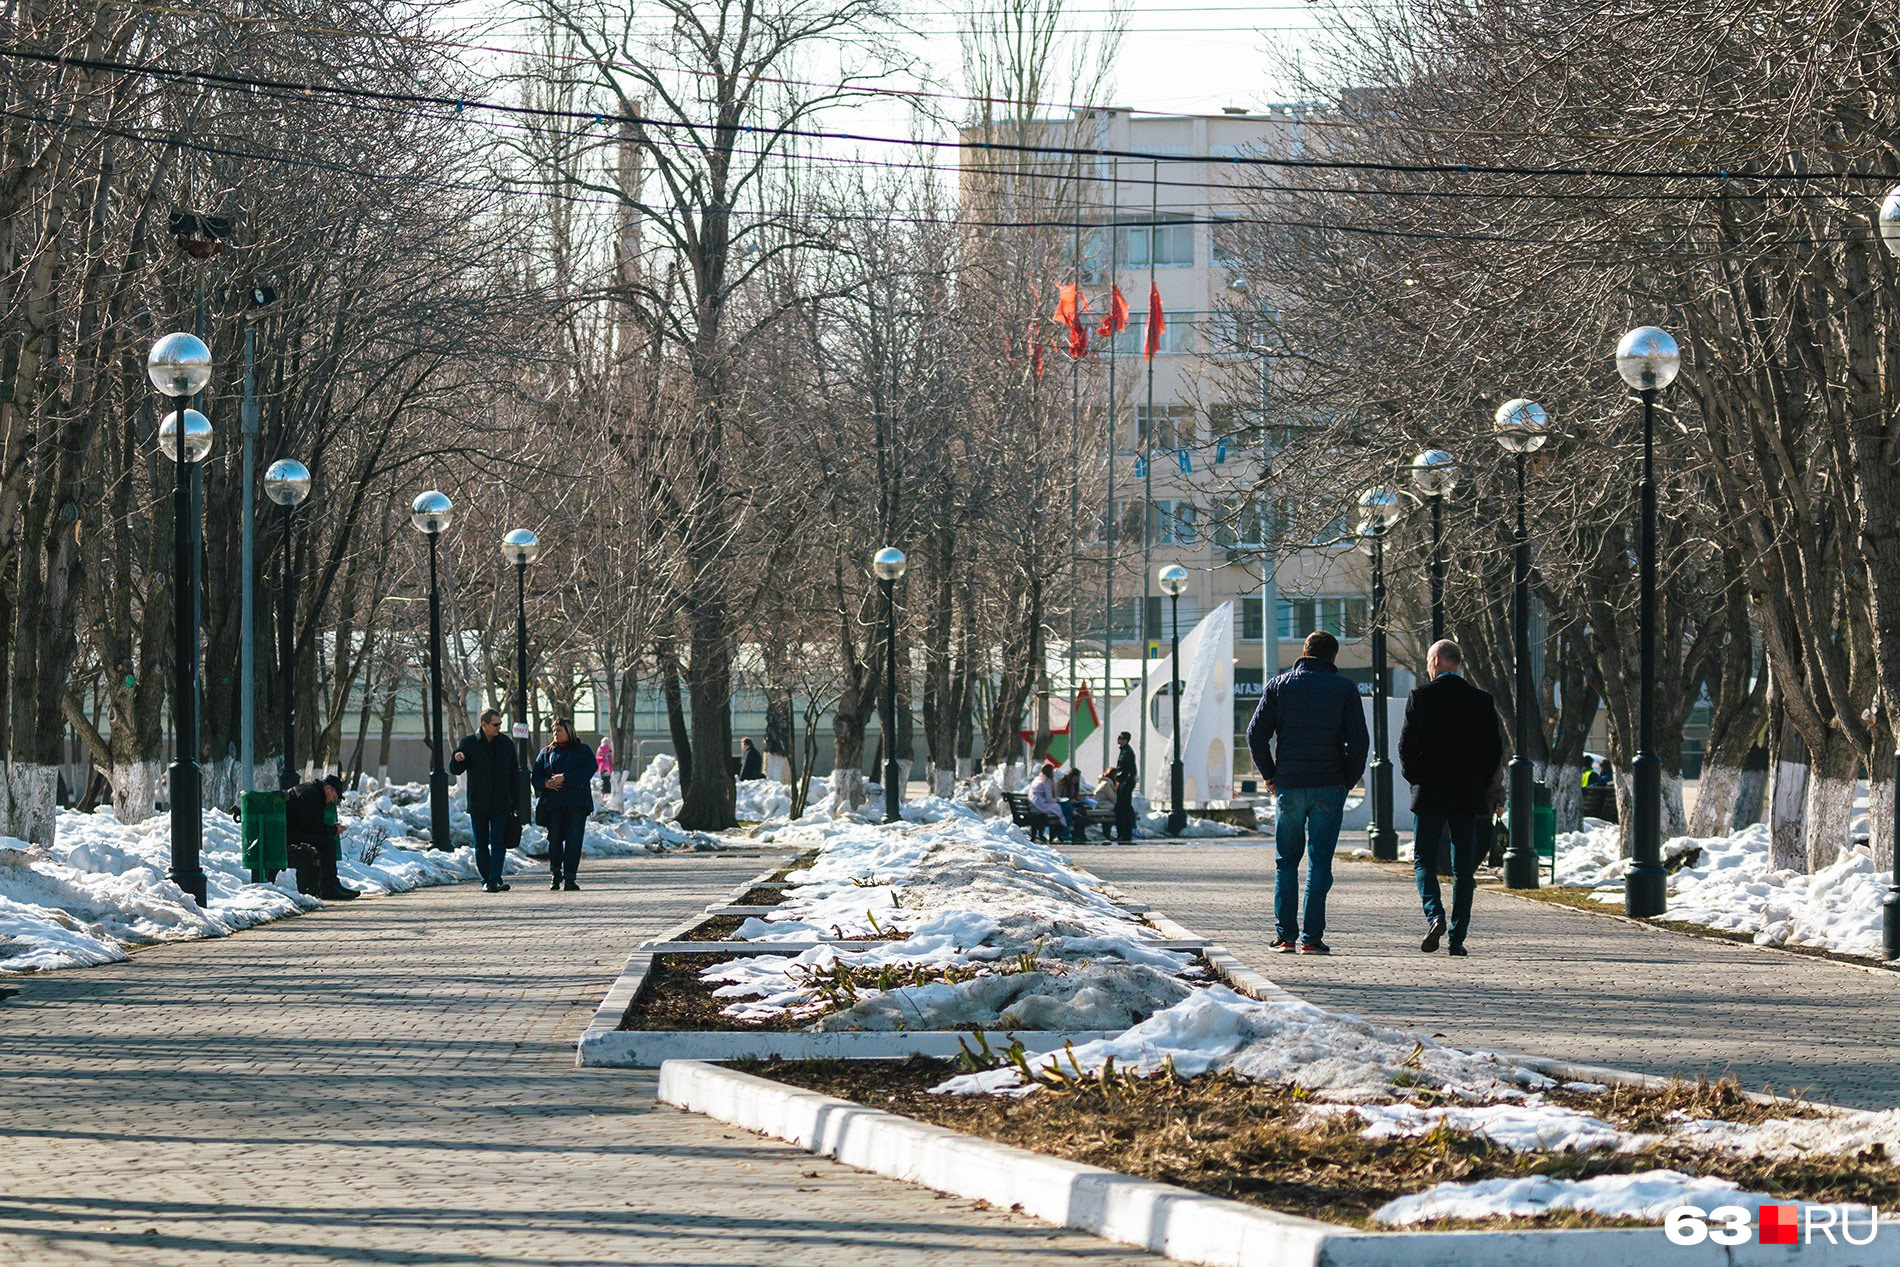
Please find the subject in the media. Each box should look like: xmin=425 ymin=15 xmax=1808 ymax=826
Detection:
xmin=1358 ymin=487 xmax=1403 ymax=861
xmin=1158 ymin=564 xmax=1190 ymax=835
xmin=1410 ymin=449 xmax=1459 ymax=642
xmin=263 ymin=460 xmax=312 ymax=790
xmin=1877 ymin=189 xmax=1900 ymax=957
xmin=1615 ymin=326 xmax=1681 ymax=918
xmin=150 ymin=334 xmax=214 ymax=907
xmin=502 ymin=529 xmax=541 ymax=833
xmin=873 ymin=547 xmax=908 ymax=823
xmin=1494 ymin=398 xmax=1550 ymax=890
xmin=412 ymin=491 xmax=455 ymax=850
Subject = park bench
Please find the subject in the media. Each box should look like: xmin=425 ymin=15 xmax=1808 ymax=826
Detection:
xmin=1003 ymin=791 xmax=1111 ymax=843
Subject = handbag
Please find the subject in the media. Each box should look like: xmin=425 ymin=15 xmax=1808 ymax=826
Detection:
xmin=534 ymin=797 xmax=556 ymax=829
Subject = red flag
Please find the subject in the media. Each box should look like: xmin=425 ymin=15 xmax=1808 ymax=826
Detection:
xmin=1052 ymin=284 xmax=1090 ymax=358
xmin=1033 ymin=336 xmax=1045 ymax=379
xmin=1144 ymin=281 xmax=1166 ymax=359
xmin=1096 ymin=284 xmax=1129 ymax=338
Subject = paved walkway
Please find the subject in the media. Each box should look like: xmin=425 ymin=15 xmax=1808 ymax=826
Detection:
xmin=0 ymin=852 xmax=1163 ymax=1266
xmin=1071 ymin=841 xmax=1900 ymax=1110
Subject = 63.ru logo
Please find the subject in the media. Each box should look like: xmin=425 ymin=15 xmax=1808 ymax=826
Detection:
xmin=1667 ymin=1204 xmax=1880 ymax=1246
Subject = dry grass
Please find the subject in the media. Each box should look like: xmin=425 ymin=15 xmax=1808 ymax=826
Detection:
xmin=741 ymin=1058 xmax=1900 ymax=1230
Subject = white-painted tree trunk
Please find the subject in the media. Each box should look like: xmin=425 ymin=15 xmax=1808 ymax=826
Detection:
xmin=1689 ymin=762 xmax=1744 ymax=838
xmin=110 ymin=760 xmax=163 ymax=826
xmin=1803 ymin=774 xmax=1858 ymax=873
xmin=1734 ymin=765 xmax=1768 ymax=829
xmin=929 ymin=767 xmax=955 ymax=797
xmin=830 ymin=766 xmax=867 ymax=810
xmin=1611 ymin=772 xmax=1686 ymax=856
xmin=955 ymin=756 xmax=975 ymax=779
xmin=1769 ymin=760 xmax=1809 ymax=871
xmin=765 ymin=754 xmax=791 ymax=784
xmin=1539 ymin=763 xmax=1584 ymax=832
xmin=3 ymin=764 xmax=59 ymax=845
xmin=1869 ymin=770 xmax=1895 ymax=873
xmin=201 ymin=755 xmax=244 ymax=811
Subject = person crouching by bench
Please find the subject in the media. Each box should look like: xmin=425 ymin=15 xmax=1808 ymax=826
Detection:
xmin=285 ymin=774 xmax=357 ymax=901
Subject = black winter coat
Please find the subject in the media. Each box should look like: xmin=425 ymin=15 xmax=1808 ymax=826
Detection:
xmin=1114 ymin=742 xmax=1137 ymax=804
xmin=1398 ymin=672 xmax=1506 ymax=814
xmin=453 ymin=731 xmax=519 ymax=818
xmin=284 ymin=781 xmax=336 ymax=844
xmin=532 ymin=742 xmax=596 ymax=814
xmin=1246 ymin=658 xmax=1370 ymax=789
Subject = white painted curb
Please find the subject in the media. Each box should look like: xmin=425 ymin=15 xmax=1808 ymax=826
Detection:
xmin=658 ymin=1060 xmax=1894 ymax=1267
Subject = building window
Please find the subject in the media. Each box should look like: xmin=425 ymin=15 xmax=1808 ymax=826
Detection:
xmin=1138 ymin=403 xmax=1197 ymax=449
xmin=1121 ymin=219 xmax=1194 ymax=268
xmin=1147 ymin=499 xmax=1199 ymax=545
xmin=1108 ymin=313 xmax=1193 ymax=356
xmin=1277 ymin=595 xmax=1369 ymax=640
xmin=1241 ymin=599 xmax=1264 ymax=642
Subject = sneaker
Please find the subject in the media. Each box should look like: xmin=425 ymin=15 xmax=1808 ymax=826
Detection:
xmin=1421 ymin=919 xmax=1446 ymax=954
xmin=1298 ymin=940 xmax=1331 ymax=955
xmin=1449 ymin=943 xmax=1469 ymax=957
xmin=563 ymin=879 xmax=580 ymax=892
xmin=1271 ymin=940 xmax=1298 ymax=954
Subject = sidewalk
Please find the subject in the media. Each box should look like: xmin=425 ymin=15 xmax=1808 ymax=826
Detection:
xmin=1070 ymin=841 xmax=1900 ymax=1110
xmin=0 ymin=852 xmax=1164 ymax=1266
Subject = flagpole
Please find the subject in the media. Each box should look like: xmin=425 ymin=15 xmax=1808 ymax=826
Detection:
xmin=1140 ymin=161 xmax=1157 ymax=809
xmin=1102 ymin=150 xmax=1120 ymax=785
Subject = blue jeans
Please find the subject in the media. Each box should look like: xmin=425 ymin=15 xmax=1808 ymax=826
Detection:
xmin=546 ymin=808 xmax=587 ymax=881
xmin=1414 ymin=810 xmax=1482 ymax=945
xmin=1274 ymin=785 xmax=1348 ymax=945
xmin=472 ymin=813 xmax=512 ymax=885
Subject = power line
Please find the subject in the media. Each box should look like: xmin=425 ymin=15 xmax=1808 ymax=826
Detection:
xmin=7 ymin=46 xmax=1895 ymax=187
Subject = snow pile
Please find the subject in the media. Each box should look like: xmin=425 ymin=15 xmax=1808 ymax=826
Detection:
xmin=618 ymin=753 xmax=793 ymax=824
xmin=1310 ymin=1101 xmax=1630 ymax=1153
xmin=700 ymin=813 xmax=1204 ymax=1030
xmin=933 ymin=986 xmax=1553 ymax=1102
xmin=1373 ymin=1170 xmax=1770 ymax=1227
xmin=1554 ymin=822 xmax=1887 ymax=958
xmin=0 ymin=781 xmax=730 ymax=975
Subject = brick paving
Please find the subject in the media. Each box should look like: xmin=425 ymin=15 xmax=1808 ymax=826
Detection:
xmin=1071 ymin=840 xmax=1900 ymax=1111
xmin=0 ymin=851 xmax=1163 ymax=1266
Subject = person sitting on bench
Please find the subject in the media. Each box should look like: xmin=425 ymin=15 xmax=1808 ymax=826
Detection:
xmin=285 ymin=775 xmax=357 ymax=901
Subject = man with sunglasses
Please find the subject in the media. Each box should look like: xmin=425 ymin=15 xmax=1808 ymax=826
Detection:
xmin=453 ymin=709 xmax=520 ymax=892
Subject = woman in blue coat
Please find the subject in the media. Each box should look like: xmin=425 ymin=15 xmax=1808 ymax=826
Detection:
xmin=532 ymin=718 xmax=596 ymax=890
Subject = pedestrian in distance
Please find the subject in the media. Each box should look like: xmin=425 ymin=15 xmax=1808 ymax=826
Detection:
xmin=453 ymin=708 xmax=519 ymax=893
xmin=1399 ymin=639 xmax=1506 ymax=958
xmin=595 ymin=735 xmax=615 ymax=795
xmin=284 ymin=774 xmax=357 ymax=901
xmin=1027 ymin=761 xmax=1069 ymax=840
xmin=533 ymin=718 xmax=595 ymax=891
xmin=738 ymin=736 xmax=764 ymax=782
xmin=1114 ymin=731 xmax=1138 ymax=842
xmin=1247 ymin=630 xmax=1369 ymax=955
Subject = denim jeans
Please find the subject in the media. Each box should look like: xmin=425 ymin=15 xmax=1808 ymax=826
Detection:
xmin=1274 ymin=785 xmax=1348 ymax=945
xmin=546 ymin=808 xmax=588 ymax=881
xmin=471 ymin=813 xmax=511 ymax=886
xmin=1414 ymin=809 xmax=1482 ymax=945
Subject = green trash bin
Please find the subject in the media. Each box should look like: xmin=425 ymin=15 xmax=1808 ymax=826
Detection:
xmin=241 ymin=790 xmax=289 ymax=882
xmin=1532 ymin=780 xmax=1557 ymax=881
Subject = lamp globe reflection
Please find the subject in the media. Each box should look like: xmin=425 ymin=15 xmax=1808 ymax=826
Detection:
xmin=1615 ymin=326 xmax=1681 ymax=392
xmin=502 ymin=528 xmax=541 ymax=566
xmin=872 ymin=546 xmax=907 ymax=581
xmin=1357 ymin=486 xmax=1403 ymax=530
xmin=158 ymin=409 xmax=214 ymax=462
xmin=410 ymin=491 xmax=453 ymax=535
xmin=1410 ymin=448 xmax=1459 ymax=498
xmin=1880 ymin=186 xmax=1900 ymax=256
xmin=263 ymin=458 xmax=311 ymax=507
xmin=1158 ymin=563 xmax=1189 ymax=596
xmin=1493 ymin=399 xmax=1550 ymax=454
xmin=147 ymin=332 xmax=212 ymax=398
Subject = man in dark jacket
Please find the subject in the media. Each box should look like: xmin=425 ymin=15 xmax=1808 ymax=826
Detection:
xmin=1247 ymin=631 xmax=1369 ymax=954
xmin=1399 ymin=639 xmax=1506 ymax=957
xmin=285 ymin=774 xmax=356 ymax=900
xmin=453 ymin=708 xmax=519 ymax=893
xmin=738 ymin=737 xmax=764 ymax=782
xmin=1113 ymin=732 xmax=1138 ymax=842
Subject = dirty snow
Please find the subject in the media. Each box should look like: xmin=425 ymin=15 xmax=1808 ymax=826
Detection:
xmin=1372 ymin=1170 xmax=1773 ymax=1227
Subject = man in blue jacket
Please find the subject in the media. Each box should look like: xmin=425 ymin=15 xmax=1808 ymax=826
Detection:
xmin=1246 ymin=631 xmax=1370 ymax=954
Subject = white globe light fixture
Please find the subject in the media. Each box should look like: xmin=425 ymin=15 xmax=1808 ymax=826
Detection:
xmin=502 ymin=528 xmax=542 ymax=566
xmin=158 ymin=409 xmax=214 ymax=462
xmin=1410 ymin=448 xmax=1459 ymax=498
xmin=872 ymin=546 xmax=907 ymax=581
xmin=147 ymin=332 xmax=212 ymax=398
xmin=410 ymin=490 xmax=453 ymax=535
xmin=1615 ymin=326 xmax=1681 ymax=392
xmin=263 ymin=458 xmax=311 ymax=506
xmin=1493 ymin=398 xmax=1550 ymax=454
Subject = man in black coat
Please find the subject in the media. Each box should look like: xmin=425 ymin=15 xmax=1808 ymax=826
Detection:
xmin=1398 ymin=639 xmax=1506 ymax=957
xmin=453 ymin=708 xmax=520 ymax=893
xmin=285 ymin=774 xmax=355 ymax=900
xmin=738 ymin=737 xmax=764 ymax=782
xmin=1113 ymin=731 xmax=1138 ymax=842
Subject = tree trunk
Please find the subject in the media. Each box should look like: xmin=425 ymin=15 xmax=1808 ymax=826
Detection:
xmin=1802 ymin=727 xmax=1860 ymax=872
xmin=678 ymin=607 xmax=736 ymax=831
xmin=658 ymin=644 xmax=693 ymax=788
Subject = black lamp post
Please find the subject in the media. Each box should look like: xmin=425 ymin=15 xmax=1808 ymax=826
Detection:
xmin=149 ymin=333 xmax=214 ymax=907
xmin=412 ymin=491 xmax=454 ymax=850
xmin=1410 ymin=448 xmax=1459 ymax=642
xmin=1494 ymin=398 xmax=1550 ymax=890
xmin=1158 ymin=563 xmax=1190 ymax=835
xmin=1878 ymin=188 xmax=1900 ymax=958
xmin=264 ymin=459 xmax=312 ymax=790
xmin=1615 ymin=326 xmax=1681 ymax=918
xmin=873 ymin=546 xmax=908 ymax=823
xmin=503 ymin=529 xmax=541 ymax=831
xmin=1358 ymin=487 xmax=1403 ymax=860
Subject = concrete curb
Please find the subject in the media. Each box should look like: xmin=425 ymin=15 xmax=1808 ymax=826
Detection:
xmin=659 ymin=1060 xmax=1887 ymax=1266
